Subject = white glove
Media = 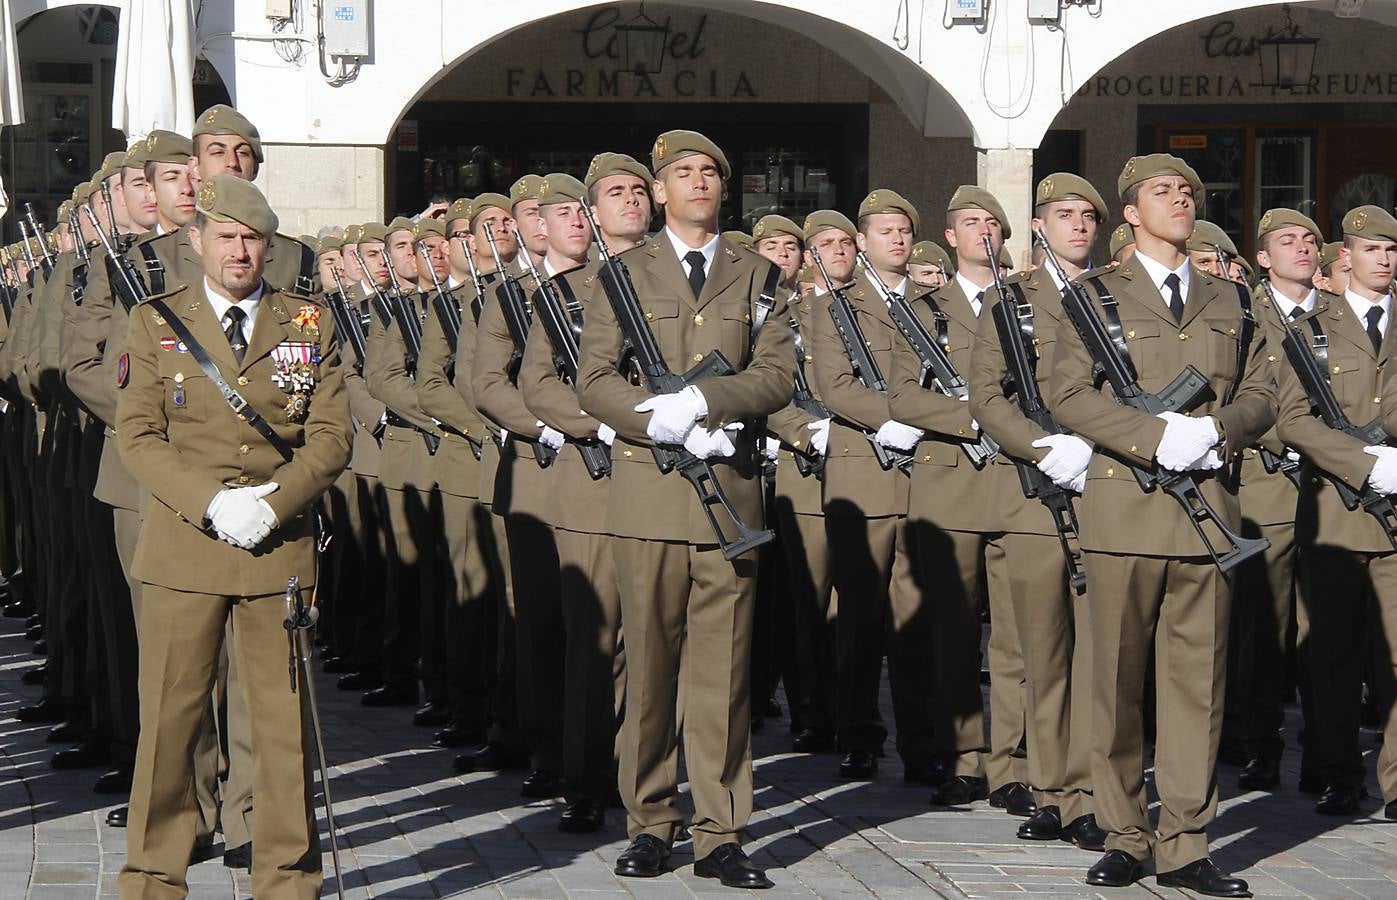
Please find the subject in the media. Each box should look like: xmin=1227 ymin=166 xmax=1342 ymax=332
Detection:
xmin=1154 ymin=412 xmax=1220 ymax=472
xmin=1032 ymin=434 xmax=1093 ymax=486
xmin=537 ymin=422 xmax=565 ymax=451
xmin=807 ymin=417 xmax=831 ymax=456
xmin=763 ymin=436 xmax=781 ymax=461
xmin=635 ymin=385 xmax=707 ymax=444
xmin=1365 ymin=446 xmax=1397 ymax=494
xmin=207 ymin=483 xmax=279 ymax=550
xmin=683 ymin=422 xmax=743 ymax=459
xmin=1068 ymin=470 xmax=1087 ymax=493
xmin=874 ymin=419 xmax=923 ymax=451
xmin=597 ymin=424 xmax=616 ymax=446
xmin=1196 ymin=448 xmax=1225 ymax=471
xmin=1284 ymin=448 xmax=1301 ymax=464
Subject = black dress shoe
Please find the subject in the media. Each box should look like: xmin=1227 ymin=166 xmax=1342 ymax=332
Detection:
xmin=361 ymin=685 xmax=417 ymax=707
xmin=1157 ymin=858 xmax=1251 ymax=897
xmin=989 ymin=782 xmax=1037 ymax=816
xmin=1237 ymin=757 xmax=1280 ymax=791
xmin=105 ymin=806 xmax=128 ymax=828
xmin=2 ymin=600 xmax=31 ymax=618
xmin=335 ymin=671 xmax=380 ymax=691
xmin=903 ymin=757 xmax=947 ymax=787
xmin=694 ymin=842 xmax=773 ymax=889
xmin=26 ymin=613 xmax=40 ymax=628
xmin=31 ymin=639 xmax=46 ymax=655
xmin=320 ymin=655 xmax=356 ymax=674
xmin=412 ymin=701 xmax=452 ymax=727
xmin=1016 ymin=805 xmax=1062 ymax=841
xmin=20 ymin=664 xmax=46 ymax=685
xmin=558 ymin=798 xmax=605 ymax=833
xmin=791 ymin=728 xmax=834 ymax=753
xmin=94 ymin=768 xmax=133 ymax=794
xmin=452 ymin=742 xmax=529 ymax=773
xmin=1315 ymin=784 xmax=1363 ymax=815
xmin=1386 ymin=800 xmax=1396 ymax=821
xmin=520 ymin=769 xmax=564 ymax=799
xmin=15 ymin=698 xmax=66 ymax=723
xmin=221 ymin=842 xmax=251 ymax=869
xmin=186 ymin=833 xmax=216 ymax=865
xmin=1085 ymin=849 xmax=1145 ymax=887
xmin=1061 ymin=813 xmax=1108 ymax=851
xmin=931 ymin=775 xmax=989 ymax=806
xmin=51 ymin=739 xmax=111 ymax=769
xmin=614 ymin=833 xmax=669 ymax=878
xmin=46 ymin=719 xmax=89 ymax=743
xmin=433 ymin=723 xmax=485 ymax=748
xmin=839 ymin=750 xmax=877 ymax=780
xmin=25 ymin=624 xmax=43 ymax=642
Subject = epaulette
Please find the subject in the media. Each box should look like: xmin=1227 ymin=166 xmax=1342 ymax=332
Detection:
xmin=137 ymin=282 xmax=189 ymax=306
xmin=1073 ymin=263 xmax=1115 ymax=284
xmin=1003 ymin=270 xmax=1032 ymax=286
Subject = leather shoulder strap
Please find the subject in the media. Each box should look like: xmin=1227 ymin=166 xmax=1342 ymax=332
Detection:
xmin=138 ymin=243 xmax=165 ymax=295
xmin=294 ymin=241 xmax=316 ymax=296
xmin=748 ymin=263 xmax=782 ymax=365
xmin=1225 ymin=281 xmax=1255 ymax=405
xmin=146 ymin=298 xmax=294 ymax=462
xmin=1085 ymin=275 xmax=1138 ymax=381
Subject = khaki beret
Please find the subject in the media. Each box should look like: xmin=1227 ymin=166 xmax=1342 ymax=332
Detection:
xmin=143 ymin=130 xmax=194 ymax=166
xmin=1118 ymin=153 xmax=1203 ymax=200
xmin=998 ymin=245 xmax=1015 ymax=270
xmin=1257 ymin=207 xmax=1322 ymax=244
xmin=802 ymin=209 xmax=857 ymax=242
xmin=1342 ymin=205 xmax=1397 ymax=243
xmin=97 ymin=151 xmax=127 ymax=183
xmin=123 ymin=138 xmax=151 ymax=170
xmin=651 ymin=129 xmax=731 ymax=180
xmin=471 ymin=192 xmax=512 ymax=224
xmin=723 ymin=231 xmax=755 ymax=252
xmin=385 ymin=216 xmax=416 ymax=238
xmin=538 ymin=173 xmax=586 ymax=207
xmin=1034 ymin=173 xmax=1107 ymax=222
xmin=947 ymin=185 xmax=1011 ymax=239
xmin=358 ymin=223 xmax=389 ymax=244
xmin=413 ymin=218 xmax=445 ymax=239
xmin=509 ymin=175 xmax=545 ymax=208
xmin=57 ymin=200 xmax=72 ymax=222
xmin=1318 ymin=241 xmax=1343 ymax=273
xmin=1187 ymin=220 xmax=1240 ymax=257
xmin=341 ymin=223 xmax=363 ymax=244
xmin=859 ymin=189 xmax=920 ymax=234
xmin=194 ymin=175 xmax=277 ymax=236
xmin=584 ymin=152 xmax=652 ymax=190
xmin=192 ymin=104 xmax=264 ymax=163
xmin=71 ymin=181 xmax=92 ymax=205
xmin=316 ymin=235 xmax=343 ymax=256
xmin=1109 ymin=222 xmax=1136 ymax=258
xmin=909 ymin=241 xmax=951 ymax=270
xmin=446 ymin=197 xmax=473 ymax=225
xmin=752 ymin=215 xmax=803 ymax=244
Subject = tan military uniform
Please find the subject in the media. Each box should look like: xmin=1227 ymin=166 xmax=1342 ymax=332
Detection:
xmin=969 ymin=266 xmax=1093 ymax=821
xmin=116 ymin=284 xmax=350 ymax=900
xmin=1048 ymin=259 xmax=1276 ymax=870
xmin=576 ymin=235 xmax=794 ymax=857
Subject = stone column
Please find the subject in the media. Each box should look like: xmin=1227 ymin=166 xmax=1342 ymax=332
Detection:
xmin=977 ymin=146 xmax=1034 ymax=270
xmin=257 ymin=144 xmax=386 ymax=237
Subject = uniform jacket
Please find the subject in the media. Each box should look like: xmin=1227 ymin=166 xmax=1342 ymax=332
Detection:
xmin=765 ymin=287 xmax=825 ymax=518
xmin=1237 ymin=284 xmax=1306 ymax=528
xmin=576 ymin=234 xmax=795 ymax=545
xmin=116 ymin=283 xmax=351 ymax=595
xmin=1048 ymin=257 xmax=1277 ymax=556
xmin=451 ymin=276 xmax=504 ymax=508
xmin=364 ymin=288 xmax=439 ymax=492
xmin=417 ymin=281 xmax=484 ymax=499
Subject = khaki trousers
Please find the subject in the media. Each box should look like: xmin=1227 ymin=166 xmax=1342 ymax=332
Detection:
xmin=1086 ymin=552 xmax=1228 ymax=871
xmin=983 ymin=535 xmax=1028 ymax=789
xmin=775 ymin=503 xmax=836 ymax=736
xmin=1226 ymin=519 xmax=1299 ymax=761
xmin=441 ymin=493 xmax=494 ymax=734
xmin=506 ymin=513 xmax=564 ymax=773
xmin=486 ymin=508 xmax=523 ymax=748
xmin=121 ymin=586 xmax=320 ymax=900
xmin=1002 ymin=532 xmax=1093 ymax=821
xmin=612 ymin=537 xmax=757 ymax=859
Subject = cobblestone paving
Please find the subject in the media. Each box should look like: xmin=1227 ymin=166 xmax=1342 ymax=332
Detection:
xmin=2 ymin=615 xmax=1394 ymax=898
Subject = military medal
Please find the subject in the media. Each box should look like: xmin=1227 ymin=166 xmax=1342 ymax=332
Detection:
xmin=172 ymin=372 xmax=186 ymax=408
xmin=284 ymin=392 xmax=309 ymax=423
xmin=291 ymin=304 xmax=321 ymax=338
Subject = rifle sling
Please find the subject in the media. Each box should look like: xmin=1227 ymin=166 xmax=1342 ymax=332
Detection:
xmin=138 ymin=242 xmax=165 ymax=296
xmin=146 ymin=298 xmax=295 ymax=463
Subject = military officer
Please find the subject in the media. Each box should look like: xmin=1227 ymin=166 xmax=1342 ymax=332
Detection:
xmin=970 ymin=173 xmax=1109 ymax=849
xmin=1049 ymin=154 xmax=1274 ymax=896
xmin=1284 ymin=205 xmax=1397 ymax=820
xmin=908 ymin=241 xmax=952 ymax=289
xmin=115 ymin=175 xmax=350 ymax=900
xmin=577 ymin=130 xmax=794 ymax=889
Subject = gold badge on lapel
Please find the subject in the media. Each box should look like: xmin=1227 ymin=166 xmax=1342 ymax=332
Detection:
xmin=291 ymin=304 xmax=321 ymax=337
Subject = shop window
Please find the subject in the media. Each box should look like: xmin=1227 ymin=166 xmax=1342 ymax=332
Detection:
xmin=2 ymin=62 xmax=97 ymax=236
xmin=1329 ymin=174 xmax=1397 ymax=240
xmin=739 ymin=145 xmax=838 ymax=231
xmin=1255 ymin=135 xmax=1315 ymax=225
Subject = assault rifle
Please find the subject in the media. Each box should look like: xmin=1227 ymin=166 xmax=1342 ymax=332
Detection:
xmin=83 ymin=206 xmax=147 ymax=311
xmin=786 ymin=313 xmax=827 ymax=478
xmin=325 ymin=267 xmax=368 ymax=374
xmin=986 ymin=242 xmax=1086 ymax=594
xmin=515 ymin=241 xmax=610 ymax=479
xmin=1035 ymin=228 xmax=1269 ymax=574
xmin=24 ymin=204 xmax=54 ymax=275
xmin=580 ymin=203 xmax=774 ymax=559
xmin=363 ymin=243 xmax=439 ymax=456
xmin=1258 ymin=278 xmax=1397 ymax=548
xmin=810 ymin=246 xmax=911 ymax=472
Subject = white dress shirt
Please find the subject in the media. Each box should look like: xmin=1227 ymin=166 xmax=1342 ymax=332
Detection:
xmin=1273 ymin=286 xmax=1317 ymax=318
xmin=1133 ymin=250 xmax=1192 ymax=308
xmin=1344 ymin=288 xmax=1393 ymax=340
xmin=955 ymin=272 xmax=992 ymax=316
xmin=204 ymin=278 xmax=263 ymax=345
xmin=665 ymin=227 xmax=718 ymax=280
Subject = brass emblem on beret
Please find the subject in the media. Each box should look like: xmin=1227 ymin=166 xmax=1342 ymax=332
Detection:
xmin=753 ymin=221 xmax=766 ymax=238
xmin=539 ymin=177 xmax=550 ymax=198
xmin=146 ymin=133 xmax=158 ymax=151
xmin=911 ymin=246 xmax=924 ymax=260
xmin=1352 ymin=210 xmax=1368 ymax=230
xmin=1039 ymin=178 xmax=1053 ymax=200
xmin=866 ymin=191 xmax=879 ymax=211
xmin=1122 ymin=157 xmax=1137 ymax=178
xmin=204 ymin=108 xmax=218 ymax=124
xmin=198 ymin=182 xmax=216 ymax=209
xmin=1260 ymin=210 xmax=1273 ymax=231
xmin=653 ymin=135 xmax=667 ymax=160
xmin=586 ymin=156 xmax=600 ymax=180
xmin=803 ymin=215 xmax=814 ymax=230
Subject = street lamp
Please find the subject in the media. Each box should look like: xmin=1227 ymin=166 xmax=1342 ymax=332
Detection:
xmin=617 ymin=3 xmax=670 ymax=76
xmin=1253 ymin=5 xmax=1319 ymax=93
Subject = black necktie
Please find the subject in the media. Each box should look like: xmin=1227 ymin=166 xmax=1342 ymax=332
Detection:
xmin=684 ymin=250 xmax=707 ymax=299
xmin=974 ymin=291 xmax=985 ymax=311
xmin=224 ymin=306 xmax=247 ymax=364
xmin=1367 ymin=306 xmax=1383 ymax=354
xmin=1289 ymin=306 xmax=1304 ymax=320
xmin=1164 ymin=273 xmax=1184 ymax=323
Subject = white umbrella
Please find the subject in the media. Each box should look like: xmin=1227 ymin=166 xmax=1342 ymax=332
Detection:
xmin=111 ymin=0 xmax=196 ymax=139
xmin=0 ymin=0 xmax=25 ymax=222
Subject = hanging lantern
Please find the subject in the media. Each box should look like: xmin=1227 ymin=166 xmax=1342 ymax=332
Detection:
xmin=617 ymin=3 xmax=670 ymax=76
xmin=1253 ymin=5 xmax=1319 ymax=93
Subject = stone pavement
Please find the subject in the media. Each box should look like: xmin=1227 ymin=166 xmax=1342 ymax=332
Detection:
xmin=2 ymin=613 xmax=1395 ymax=899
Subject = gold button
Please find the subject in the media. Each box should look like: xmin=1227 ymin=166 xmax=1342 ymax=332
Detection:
xmin=1334 ymin=365 xmax=1342 ymax=374
xmin=694 ymin=314 xmax=704 ymax=325
xmin=793 ymin=439 xmax=802 ymax=447
xmin=923 ymin=454 xmax=931 ymax=462
xmin=744 ymin=313 xmax=750 ymax=322
xmin=1127 ymin=330 xmax=1136 ymax=339
xmin=1178 ymin=333 xmax=1188 ymax=341
xmin=238 ymin=475 xmax=250 ymax=484
xmin=645 ymin=311 xmax=654 ymax=320
xmin=237 ymin=376 xmax=249 ymax=386
xmin=957 ymin=429 xmax=965 ymax=436
xmin=693 ymin=354 xmax=703 ymax=362
xmin=462 ymin=427 xmax=469 ymax=435
xmin=804 ymin=354 xmax=813 ymax=362
xmin=1106 ymin=467 xmax=1114 ymax=477
xmin=173 ymin=372 xmax=184 ymax=384
xmin=239 ymin=444 xmax=250 ymax=455
xmin=237 ymin=414 xmax=246 ymax=421
xmin=1377 ymin=397 xmax=1384 ymax=404
xmin=622 ymin=449 xmax=633 ymax=458
xmin=865 ymin=340 xmax=873 ymax=347
xmin=842 ymin=447 xmax=848 ymax=454
xmin=1130 ymin=445 xmax=1138 ymax=453
xmin=1229 ymin=328 xmax=1237 ymax=335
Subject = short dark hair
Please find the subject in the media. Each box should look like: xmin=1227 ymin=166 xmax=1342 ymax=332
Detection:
xmin=191 ymin=211 xmax=207 ymax=232
xmin=1121 ymin=183 xmax=1141 ymax=207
